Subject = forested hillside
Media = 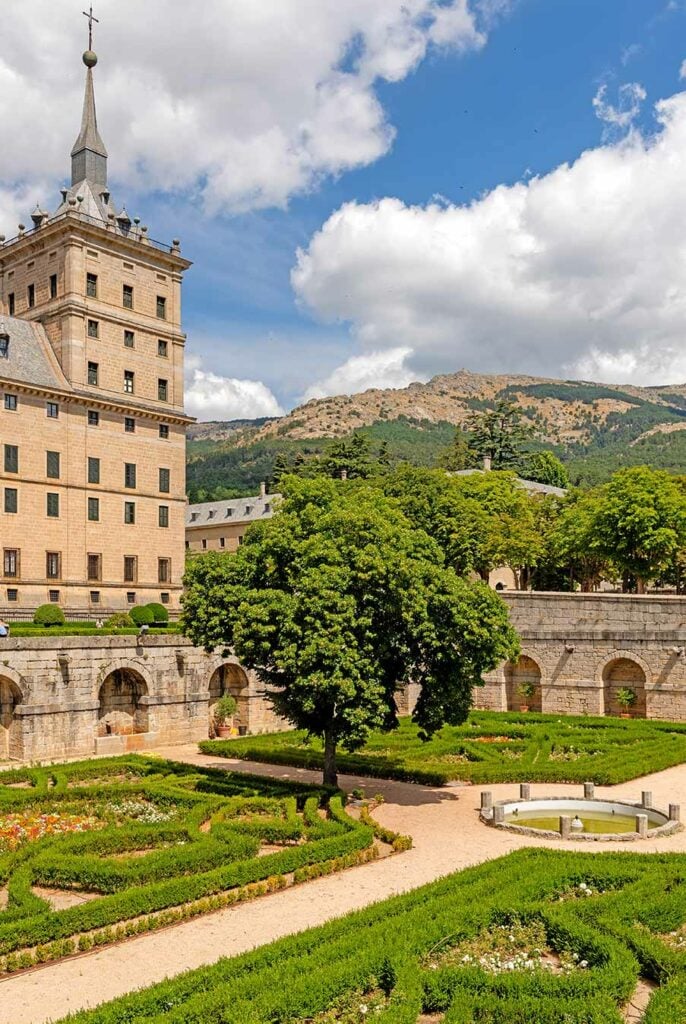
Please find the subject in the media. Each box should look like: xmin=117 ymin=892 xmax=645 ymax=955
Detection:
xmin=186 ymin=371 xmax=686 ymax=501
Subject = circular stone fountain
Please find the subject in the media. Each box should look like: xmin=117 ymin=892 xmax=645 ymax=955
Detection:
xmin=479 ymin=784 xmax=682 ymax=842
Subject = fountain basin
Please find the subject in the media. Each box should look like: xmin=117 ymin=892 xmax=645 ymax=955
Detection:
xmin=480 ymin=787 xmax=681 ymax=842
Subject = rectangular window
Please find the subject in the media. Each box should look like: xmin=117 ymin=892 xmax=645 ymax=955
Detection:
xmin=3 ymin=549 xmax=18 ymax=578
xmin=46 ymin=552 xmax=61 ymax=579
xmin=124 ymin=330 xmax=135 ymax=348
xmin=158 ymin=505 xmax=169 ymax=528
xmin=159 ymin=423 xmax=169 ymax=439
xmin=124 ymin=417 xmax=135 ymax=433
xmin=157 ymin=339 xmax=168 ymax=357
xmin=4 ymin=488 xmax=17 ymax=514
xmin=87 ymin=553 xmax=102 ymax=581
xmin=49 ymin=274 xmax=57 ymax=299
xmin=88 ymin=361 xmax=99 ymax=386
xmin=220 ymin=537 xmax=225 ymax=548
xmin=0 ymin=335 xmax=8 ymax=358
xmin=156 ymin=295 xmax=167 ymax=319
xmin=159 ymin=467 xmax=170 ymax=493
xmin=8 ymin=294 xmax=15 ymax=316
xmin=49 ymin=590 xmax=60 ymax=603
xmin=7 ymin=589 xmax=18 ymax=602
xmin=46 ymin=401 xmax=58 ymax=419
xmin=90 ymin=591 xmax=100 ymax=604
xmin=87 ymin=319 xmax=99 ymax=339
xmin=46 ymin=492 xmax=59 ymax=518
xmin=158 ymin=557 xmax=171 ymax=583
xmin=46 ymin=451 xmax=60 ymax=479
xmin=124 ymin=501 xmax=136 ymax=524
xmin=4 ymin=394 xmax=17 ymax=411
xmin=88 ymin=410 xmax=99 ymax=426
xmin=124 ymin=370 xmax=134 ymax=394
xmin=86 ymin=272 xmax=98 ymax=298
xmin=122 ymin=284 xmax=133 ymax=309
xmin=4 ymin=444 xmax=18 ymax=474
xmin=87 ymin=457 xmax=100 ymax=485
xmin=124 ymin=463 xmax=137 ymax=489
xmin=160 ymin=592 xmax=169 ymax=604
xmin=202 ymin=539 xmax=207 ymax=550
xmin=157 ymin=379 xmax=168 ymax=402
xmin=87 ymin=496 xmax=100 ymax=522
xmin=124 ymin=555 xmax=137 ymax=583
xmin=27 ymin=284 xmax=35 ymax=308
xmin=126 ymin=591 xmax=136 ymax=604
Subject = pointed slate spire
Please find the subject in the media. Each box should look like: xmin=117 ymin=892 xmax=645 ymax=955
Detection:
xmin=71 ymin=50 xmax=108 ymax=188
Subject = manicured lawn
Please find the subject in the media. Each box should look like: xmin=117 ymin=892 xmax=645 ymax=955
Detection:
xmin=201 ymin=712 xmax=686 ymax=786
xmin=0 ymin=755 xmax=380 ymax=974
xmin=56 ymin=847 xmax=686 ymax=1022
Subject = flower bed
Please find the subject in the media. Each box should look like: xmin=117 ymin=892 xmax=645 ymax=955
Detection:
xmin=201 ymin=711 xmax=686 ymax=785
xmin=54 ymin=848 xmax=686 ymax=1023
xmin=0 ymin=755 xmax=382 ymax=972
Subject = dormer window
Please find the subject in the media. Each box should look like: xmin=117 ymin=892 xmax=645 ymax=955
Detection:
xmin=190 ymin=512 xmax=199 ymax=522
xmin=208 ymin=510 xmax=215 ymax=519
xmin=245 ymin=505 xmax=252 ymax=515
xmin=0 ymin=334 xmax=9 ymax=359
xmin=225 ymin=508 xmax=233 ymax=517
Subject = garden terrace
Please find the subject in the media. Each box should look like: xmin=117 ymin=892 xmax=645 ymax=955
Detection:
xmin=202 ymin=712 xmax=686 ymax=786
xmin=0 ymin=755 xmax=390 ymax=973
xmin=53 ymin=847 xmax=686 ymax=1023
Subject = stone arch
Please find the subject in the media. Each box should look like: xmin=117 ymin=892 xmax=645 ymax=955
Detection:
xmin=505 ymin=654 xmax=542 ymax=712
xmin=0 ymin=677 xmax=23 ymax=760
xmin=208 ymin=661 xmax=250 ymax=736
xmin=97 ymin=668 xmax=149 ymax=737
xmin=600 ymin=654 xmax=647 ymax=718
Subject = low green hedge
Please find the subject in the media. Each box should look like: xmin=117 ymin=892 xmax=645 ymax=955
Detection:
xmin=0 ymin=755 xmax=372 ymax=961
xmin=201 ymin=712 xmax=686 ymax=786
xmin=7 ymin=625 xmax=180 ymax=638
xmin=54 ymin=848 xmax=686 ymax=1023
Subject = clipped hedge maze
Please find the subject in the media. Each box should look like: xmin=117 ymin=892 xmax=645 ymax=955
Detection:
xmin=204 ymin=712 xmax=686 ymax=786
xmin=0 ymin=755 xmax=379 ymax=972
xmin=59 ymin=849 xmax=686 ymax=1023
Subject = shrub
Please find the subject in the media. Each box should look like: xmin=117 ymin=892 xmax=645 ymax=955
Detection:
xmin=214 ymin=694 xmax=237 ymax=727
xmin=33 ymin=604 xmax=66 ymax=627
xmin=104 ymin=613 xmax=134 ymax=629
xmin=145 ymin=603 xmax=169 ymax=625
xmin=129 ymin=605 xmax=154 ymax=626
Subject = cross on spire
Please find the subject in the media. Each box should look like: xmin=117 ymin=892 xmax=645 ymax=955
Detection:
xmin=83 ymin=5 xmax=99 ymax=50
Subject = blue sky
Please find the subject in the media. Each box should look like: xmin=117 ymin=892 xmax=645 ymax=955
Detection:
xmin=4 ymin=1 xmax=686 ymax=418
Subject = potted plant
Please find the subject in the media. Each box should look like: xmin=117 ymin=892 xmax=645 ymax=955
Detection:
xmin=517 ymin=682 xmax=536 ymax=712
xmin=615 ymin=687 xmax=637 ymax=719
xmin=214 ymin=694 xmax=238 ymax=738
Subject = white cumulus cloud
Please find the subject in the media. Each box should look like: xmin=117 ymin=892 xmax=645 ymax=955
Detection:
xmin=592 ymin=82 xmax=646 ymax=136
xmin=291 ymin=87 xmax=686 ymax=388
xmin=185 ymin=363 xmax=285 ymax=422
xmin=302 ymin=346 xmax=424 ymax=401
xmin=0 ymin=0 xmax=491 ymax=219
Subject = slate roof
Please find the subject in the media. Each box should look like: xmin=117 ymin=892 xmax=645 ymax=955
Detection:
xmin=453 ymin=468 xmax=567 ymax=497
xmin=186 ymin=493 xmax=282 ymax=528
xmin=0 ymin=316 xmax=71 ymax=391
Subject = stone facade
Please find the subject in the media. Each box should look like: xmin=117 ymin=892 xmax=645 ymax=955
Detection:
xmin=0 ymin=634 xmax=286 ymax=762
xmin=0 ymin=48 xmax=191 ymax=616
xmin=476 ymin=592 xmax=686 ymax=720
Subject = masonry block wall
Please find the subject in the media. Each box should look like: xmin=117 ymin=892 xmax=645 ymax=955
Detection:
xmin=475 ymin=592 xmax=686 ymax=720
xmin=0 ymin=634 xmax=286 ymax=761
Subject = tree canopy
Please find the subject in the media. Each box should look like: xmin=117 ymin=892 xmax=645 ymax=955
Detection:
xmin=183 ymin=477 xmax=519 ymax=783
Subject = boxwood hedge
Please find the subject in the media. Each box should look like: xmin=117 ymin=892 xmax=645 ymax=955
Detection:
xmin=55 ymin=848 xmax=686 ymax=1023
xmin=202 ymin=711 xmax=686 ymax=786
xmin=0 ymin=755 xmax=375 ymax=966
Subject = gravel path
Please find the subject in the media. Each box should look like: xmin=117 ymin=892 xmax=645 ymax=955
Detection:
xmin=2 ymin=745 xmax=686 ymax=1024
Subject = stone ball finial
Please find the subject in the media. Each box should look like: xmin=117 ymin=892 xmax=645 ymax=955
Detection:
xmin=83 ymin=50 xmax=98 ymax=68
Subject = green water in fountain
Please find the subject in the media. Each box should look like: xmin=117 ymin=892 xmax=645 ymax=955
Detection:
xmin=506 ymin=809 xmax=642 ymax=834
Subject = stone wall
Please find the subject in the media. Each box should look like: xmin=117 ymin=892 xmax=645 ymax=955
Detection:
xmin=0 ymin=634 xmax=286 ymax=761
xmin=475 ymin=592 xmax=686 ymax=720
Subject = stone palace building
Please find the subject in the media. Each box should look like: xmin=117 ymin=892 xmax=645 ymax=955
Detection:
xmin=0 ymin=44 xmax=191 ymax=615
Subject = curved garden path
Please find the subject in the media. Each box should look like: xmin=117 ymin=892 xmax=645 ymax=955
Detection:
xmin=3 ymin=745 xmax=686 ymax=1024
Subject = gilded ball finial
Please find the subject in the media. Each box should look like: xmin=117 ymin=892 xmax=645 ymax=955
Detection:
xmin=83 ymin=49 xmax=98 ymax=68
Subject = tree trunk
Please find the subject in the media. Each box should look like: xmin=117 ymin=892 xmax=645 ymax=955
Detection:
xmin=323 ymin=729 xmax=338 ymax=787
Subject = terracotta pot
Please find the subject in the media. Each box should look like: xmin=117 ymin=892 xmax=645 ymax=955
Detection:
xmin=216 ymin=724 xmax=232 ymax=738
xmin=619 ymin=712 xmax=632 ymax=719
xmin=519 ymin=704 xmax=530 ymax=713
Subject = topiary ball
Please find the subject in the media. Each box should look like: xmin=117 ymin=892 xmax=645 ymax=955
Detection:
xmin=33 ymin=604 xmax=66 ymax=627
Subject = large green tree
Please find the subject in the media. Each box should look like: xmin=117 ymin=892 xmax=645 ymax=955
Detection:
xmin=183 ymin=478 xmax=519 ymax=784
xmin=467 ymin=400 xmax=532 ymax=469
